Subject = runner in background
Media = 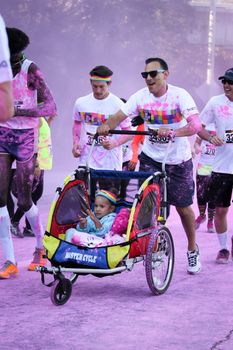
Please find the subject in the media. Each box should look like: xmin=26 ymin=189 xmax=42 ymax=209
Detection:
xmin=9 ymin=116 xmax=54 ymax=237
xmin=193 ymin=123 xmax=216 ymax=233
xmin=0 ymin=14 xmax=13 ymax=121
xmin=198 ymin=68 xmax=233 ymax=264
xmin=0 ymin=27 xmax=56 ymax=279
xmin=72 ymin=65 xmax=131 ymax=201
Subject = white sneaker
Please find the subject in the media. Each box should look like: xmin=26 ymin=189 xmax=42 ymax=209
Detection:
xmin=187 ymin=247 xmax=201 ymax=275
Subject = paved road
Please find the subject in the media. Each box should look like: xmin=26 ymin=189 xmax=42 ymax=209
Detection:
xmin=1 ymin=171 xmax=233 ymax=350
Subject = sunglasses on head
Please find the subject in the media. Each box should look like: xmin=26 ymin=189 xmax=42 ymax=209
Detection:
xmin=221 ymin=79 xmax=233 ymax=85
xmin=141 ymin=69 xmax=165 ymax=79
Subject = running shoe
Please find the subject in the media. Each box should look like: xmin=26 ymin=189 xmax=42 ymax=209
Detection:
xmin=195 ymin=215 xmax=206 ymax=229
xmin=0 ymin=260 xmax=19 ymax=279
xmin=187 ymin=246 xmax=201 ymax=275
xmin=207 ymin=220 xmax=215 ymax=233
xmin=28 ymin=248 xmax=46 ymax=271
xmin=11 ymin=222 xmax=24 ymax=238
xmin=23 ymin=227 xmax=34 ymax=237
xmin=215 ymin=249 xmax=229 ymax=264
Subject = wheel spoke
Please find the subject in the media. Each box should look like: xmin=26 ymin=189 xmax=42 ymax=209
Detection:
xmin=145 ymin=226 xmax=174 ymax=295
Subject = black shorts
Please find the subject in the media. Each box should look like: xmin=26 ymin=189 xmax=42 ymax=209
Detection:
xmin=209 ymin=172 xmax=233 ymax=207
xmin=139 ymin=152 xmax=194 ymax=207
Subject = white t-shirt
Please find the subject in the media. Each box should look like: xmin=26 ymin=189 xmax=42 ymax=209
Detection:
xmin=197 ymin=123 xmax=216 ymax=176
xmin=122 ymin=139 xmax=133 ymax=163
xmin=200 ymin=94 xmax=233 ymax=174
xmin=198 ymin=123 xmax=216 ymax=165
xmin=121 ymin=84 xmax=199 ymax=164
xmin=0 ymin=15 xmax=12 ymax=83
xmin=73 ymin=92 xmax=131 ymax=170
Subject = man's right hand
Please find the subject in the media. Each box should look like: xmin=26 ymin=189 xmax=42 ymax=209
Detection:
xmin=97 ymin=123 xmax=110 ymax=136
xmin=72 ymin=144 xmax=81 ymax=158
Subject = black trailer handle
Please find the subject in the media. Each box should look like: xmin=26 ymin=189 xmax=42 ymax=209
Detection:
xmin=94 ymin=129 xmax=155 ymax=139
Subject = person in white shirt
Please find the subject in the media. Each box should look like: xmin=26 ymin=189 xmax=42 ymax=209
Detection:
xmin=0 ymin=14 xmax=13 ymax=121
xmin=97 ymin=57 xmax=202 ymax=275
xmin=72 ymin=65 xmax=131 ymax=200
xmin=198 ymin=68 xmax=233 ymax=264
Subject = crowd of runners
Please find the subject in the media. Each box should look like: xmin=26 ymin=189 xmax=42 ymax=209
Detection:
xmin=1 ymin=13 xmax=233 ymax=280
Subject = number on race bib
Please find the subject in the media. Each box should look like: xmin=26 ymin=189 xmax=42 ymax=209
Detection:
xmin=149 ymin=133 xmax=169 ymax=144
xmin=204 ymin=145 xmax=215 ymax=156
xmin=87 ymin=134 xmax=106 ymax=146
xmin=225 ymin=130 xmax=233 ymax=144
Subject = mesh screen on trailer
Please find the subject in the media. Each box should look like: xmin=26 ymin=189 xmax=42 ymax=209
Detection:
xmin=56 ymin=183 xmax=89 ymax=225
xmin=135 ymin=188 xmax=158 ymax=231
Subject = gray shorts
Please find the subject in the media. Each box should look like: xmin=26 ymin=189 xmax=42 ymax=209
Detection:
xmin=0 ymin=126 xmax=35 ymax=162
xmin=139 ymin=152 xmax=194 ymax=207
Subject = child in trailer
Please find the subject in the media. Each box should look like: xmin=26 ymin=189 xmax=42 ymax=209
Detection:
xmin=66 ymin=190 xmax=130 ymax=248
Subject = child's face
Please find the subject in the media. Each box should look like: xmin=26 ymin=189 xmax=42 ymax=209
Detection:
xmin=94 ymin=196 xmax=114 ymax=219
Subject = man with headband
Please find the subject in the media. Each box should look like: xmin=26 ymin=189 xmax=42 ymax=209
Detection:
xmin=72 ymin=65 xmax=131 ymax=199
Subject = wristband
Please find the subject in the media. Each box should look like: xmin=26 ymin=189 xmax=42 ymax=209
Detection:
xmin=207 ymin=135 xmax=214 ymax=143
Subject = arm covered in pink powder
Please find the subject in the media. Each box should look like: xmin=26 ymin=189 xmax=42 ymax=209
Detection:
xmin=14 ymin=63 xmax=57 ymax=118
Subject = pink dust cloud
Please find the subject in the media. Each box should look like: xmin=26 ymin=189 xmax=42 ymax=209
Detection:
xmin=1 ymin=0 xmax=232 ymax=173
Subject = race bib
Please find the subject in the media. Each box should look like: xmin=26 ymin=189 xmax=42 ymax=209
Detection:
xmin=225 ymin=130 xmax=233 ymax=144
xmin=148 ymin=128 xmax=171 ymax=144
xmin=204 ymin=144 xmax=215 ymax=156
xmin=122 ymin=145 xmax=129 ymax=158
xmin=86 ymin=133 xmax=107 ymax=146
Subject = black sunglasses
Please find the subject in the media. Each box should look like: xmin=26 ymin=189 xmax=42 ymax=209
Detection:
xmin=221 ymin=79 xmax=233 ymax=85
xmin=141 ymin=69 xmax=165 ymax=79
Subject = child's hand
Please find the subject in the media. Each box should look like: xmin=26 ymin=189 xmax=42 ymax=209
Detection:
xmin=87 ymin=210 xmax=102 ymax=229
xmin=79 ymin=216 xmax=87 ymax=228
xmin=87 ymin=209 xmax=95 ymax=221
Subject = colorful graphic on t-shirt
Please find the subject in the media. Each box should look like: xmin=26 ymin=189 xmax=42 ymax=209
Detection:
xmin=137 ymin=106 xmax=183 ymax=125
xmin=79 ymin=112 xmax=112 ymax=126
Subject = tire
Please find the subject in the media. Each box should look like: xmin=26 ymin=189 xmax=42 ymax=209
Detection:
xmin=145 ymin=226 xmax=174 ymax=295
xmin=50 ymin=278 xmax=72 ymax=306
